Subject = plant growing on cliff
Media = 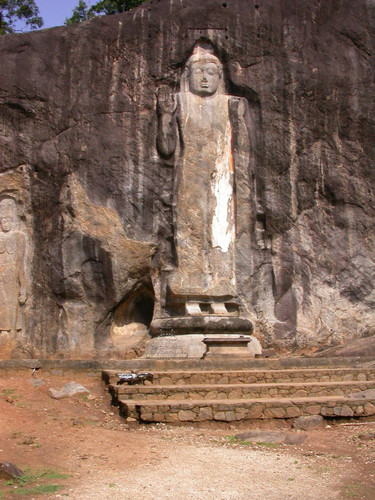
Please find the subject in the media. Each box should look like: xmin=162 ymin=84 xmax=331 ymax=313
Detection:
xmin=0 ymin=0 xmax=43 ymax=34
xmin=65 ymin=0 xmax=146 ymax=25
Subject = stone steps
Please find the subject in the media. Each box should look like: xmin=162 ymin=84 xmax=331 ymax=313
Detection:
xmin=102 ymin=362 xmax=375 ymax=423
xmin=103 ymin=367 xmax=375 ymax=386
xmin=118 ymin=395 xmax=375 ymax=423
xmin=109 ymin=380 xmax=375 ymax=401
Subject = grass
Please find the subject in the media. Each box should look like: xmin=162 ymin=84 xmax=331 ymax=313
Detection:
xmin=256 ymin=441 xmax=280 ymax=448
xmin=0 ymin=468 xmax=69 ymax=498
xmin=226 ymin=435 xmax=252 ymax=446
xmin=15 ymin=484 xmax=62 ymax=496
xmin=308 ymin=464 xmax=330 ymax=475
xmin=344 ymin=484 xmax=364 ymax=499
xmin=225 ymin=436 xmax=280 ymax=448
xmin=1 ymin=388 xmax=16 ymax=396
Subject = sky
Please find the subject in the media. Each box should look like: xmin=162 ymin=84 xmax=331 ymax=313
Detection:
xmin=37 ymin=0 xmax=91 ymax=29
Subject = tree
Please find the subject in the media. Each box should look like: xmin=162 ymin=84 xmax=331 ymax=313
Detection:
xmin=64 ymin=1 xmax=94 ymax=25
xmin=0 ymin=0 xmax=43 ymax=35
xmin=65 ymin=0 xmax=146 ymax=25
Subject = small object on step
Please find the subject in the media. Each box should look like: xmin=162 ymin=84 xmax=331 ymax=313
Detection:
xmin=117 ymin=372 xmax=154 ymax=385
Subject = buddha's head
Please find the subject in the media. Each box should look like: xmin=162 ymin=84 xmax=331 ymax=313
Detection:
xmin=0 ymin=199 xmax=17 ymax=233
xmin=183 ymin=43 xmax=225 ymax=96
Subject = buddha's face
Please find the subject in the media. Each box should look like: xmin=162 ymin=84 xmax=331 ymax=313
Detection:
xmin=0 ymin=215 xmax=15 ymax=233
xmin=188 ymin=61 xmax=221 ymax=97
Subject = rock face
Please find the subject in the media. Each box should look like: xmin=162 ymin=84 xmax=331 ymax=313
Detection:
xmin=0 ymin=0 xmax=374 ymax=358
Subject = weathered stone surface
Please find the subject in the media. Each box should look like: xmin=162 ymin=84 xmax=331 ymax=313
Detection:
xmin=178 ymin=409 xmax=196 ymax=421
xmin=293 ymin=415 xmax=323 ymax=430
xmin=364 ymin=403 xmax=375 ymax=416
xmin=304 ymin=405 xmax=321 ymax=416
xmin=236 ymin=431 xmax=307 ymax=445
xmin=350 ymin=389 xmax=375 ymax=400
xmin=28 ymin=377 xmax=45 ymax=388
xmin=48 ymin=381 xmax=90 ymax=399
xmin=0 ymin=462 xmax=23 ymax=480
xmin=0 ymin=0 xmax=374 ymax=357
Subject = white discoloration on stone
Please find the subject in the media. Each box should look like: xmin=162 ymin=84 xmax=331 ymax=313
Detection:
xmin=211 ymin=122 xmax=234 ymax=253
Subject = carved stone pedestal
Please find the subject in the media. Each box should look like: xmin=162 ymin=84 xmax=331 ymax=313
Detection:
xmin=202 ymin=336 xmax=253 ymax=358
xmin=150 ymin=315 xmax=253 ymax=336
xmin=144 ymin=333 xmax=262 ymax=359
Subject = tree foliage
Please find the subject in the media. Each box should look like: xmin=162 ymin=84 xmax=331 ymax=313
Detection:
xmin=0 ymin=0 xmax=43 ymax=34
xmin=64 ymin=1 xmax=94 ymax=25
xmin=65 ymin=0 xmax=146 ymax=25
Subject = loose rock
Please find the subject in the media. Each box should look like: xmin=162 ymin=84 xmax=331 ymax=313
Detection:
xmin=235 ymin=431 xmax=307 ymax=445
xmin=293 ymin=415 xmax=324 ymax=431
xmin=48 ymin=382 xmax=90 ymax=399
xmin=0 ymin=462 xmax=23 ymax=480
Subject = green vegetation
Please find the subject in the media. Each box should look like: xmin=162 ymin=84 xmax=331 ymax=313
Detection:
xmin=226 ymin=435 xmax=280 ymax=448
xmin=0 ymin=0 xmax=43 ymax=34
xmin=1 ymin=388 xmax=16 ymax=396
xmin=15 ymin=484 xmax=62 ymax=496
xmin=0 ymin=468 xmax=69 ymax=498
xmin=308 ymin=464 xmax=330 ymax=475
xmin=255 ymin=441 xmax=280 ymax=449
xmin=226 ymin=435 xmax=252 ymax=446
xmin=65 ymin=0 xmax=147 ymax=25
xmin=344 ymin=483 xmax=364 ymax=499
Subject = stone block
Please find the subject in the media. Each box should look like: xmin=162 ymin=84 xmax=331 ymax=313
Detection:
xmin=293 ymin=415 xmax=323 ymax=430
xmin=214 ymin=412 xmax=226 ymax=421
xmin=286 ymin=406 xmax=301 ymax=418
xmin=198 ymin=407 xmax=213 ymax=420
xmin=304 ymin=405 xmax=321 ymax=415
xmin=165 ymin=413 xmax=179 ymax=422
xmin=293 ymin=390 xmax=308 ymax=398
xmin=321 ymin=407 xmax=334 ymax=416
xmin=178 ymin=410 xmax=196 ymax=421
xmin=141 ymin=413 xmax=153 ymax=421
xmin=169 ymin=393 xmax=185 ymax=400
xmin=235 ymin=408 xmax=248 ymax=420
xmin=153 ymin=413 xmax=165 ymax=421
xmin=354 ymin=405 xmax=364 ymax=416
xmin=217 ymin=392 xmax=228 ymax=399
xmin=206 ymin=391 xmax=218 ymax=399
xmin=159 ymin=377 xmax=173 ymax=385
xmin=364 ymin=403 xmax=375 ymax=416
xmin=247 ymin=405 xmax=264 ymax=418
xmin=218 ymin=377 xmax=229 ymax=384
xmin=341 ymin=405 xmax=354 ymax=417
xmin=228 ymin=389 xmax=242 ymax=399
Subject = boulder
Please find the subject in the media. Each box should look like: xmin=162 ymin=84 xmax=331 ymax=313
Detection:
xmin=48 ymin=382 xmax=90 ymax=399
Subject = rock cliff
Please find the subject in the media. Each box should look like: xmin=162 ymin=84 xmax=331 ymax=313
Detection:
xmin=0 ymin=0 xmax=374 ymax=358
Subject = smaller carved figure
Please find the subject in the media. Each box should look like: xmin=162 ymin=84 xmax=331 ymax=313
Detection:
xmin=0 ymin=198 xmax=27 ymax=335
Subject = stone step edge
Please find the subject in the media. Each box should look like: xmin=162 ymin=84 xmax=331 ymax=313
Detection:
xmin=110 ymin=380 xmax=375 ymax=393
xmin=103 ymin=367 xmax=375 ymax=377
xmin=118 ymin=396 xmax=375 ymax=420
xmin=118 ymin=395 xmax=375 ymax=408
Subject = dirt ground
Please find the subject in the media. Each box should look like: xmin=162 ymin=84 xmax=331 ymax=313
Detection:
xmin=1 ymin=367 xmax=375 ymax=500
